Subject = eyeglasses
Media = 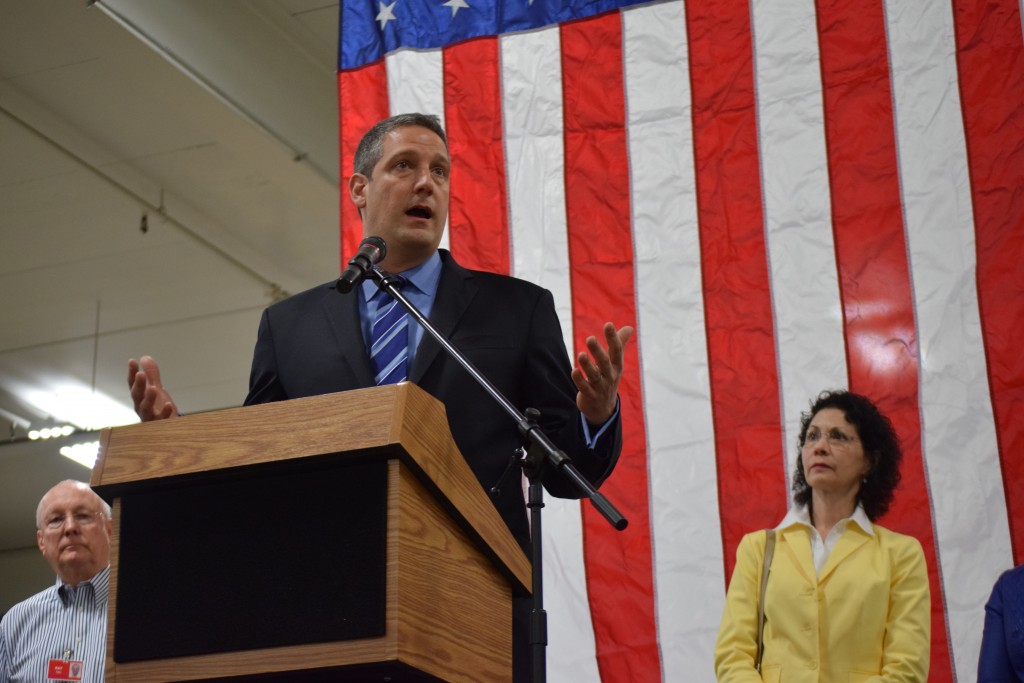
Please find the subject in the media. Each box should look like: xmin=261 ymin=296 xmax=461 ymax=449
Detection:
xmin=803 ymin=427 xmax=858 ymax=448
xmin=42 ymin=511 xmax=102 ymax=531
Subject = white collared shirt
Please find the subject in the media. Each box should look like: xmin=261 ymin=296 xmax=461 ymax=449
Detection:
xmin=776 ymin=503 xmax=874 ymax=576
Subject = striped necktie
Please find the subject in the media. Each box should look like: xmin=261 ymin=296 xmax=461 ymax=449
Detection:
xmin=369 ymin=280 xmax=409 ymax=385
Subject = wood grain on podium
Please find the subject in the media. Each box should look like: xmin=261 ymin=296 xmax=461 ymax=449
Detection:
xmin=94 ymin=384 xmax=528 ymax=682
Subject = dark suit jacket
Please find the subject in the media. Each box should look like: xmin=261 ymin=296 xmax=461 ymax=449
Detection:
xmin=979 ymin=563 xmax=1024 ymax=682
xmin=244 ymin=250 xmax=621 ymax=551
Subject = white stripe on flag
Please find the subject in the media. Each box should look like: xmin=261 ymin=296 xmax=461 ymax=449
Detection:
xmin=501 ymin=23 xmax=604 ymax=683
xmin=503 ymin=25 xmax=574 ymax=336
xmin=623 ymin=1 xmax=723 ymax=680
xmin=752 ymin=0 xmax=848 ymax=482
xmin=386 ymin=50 xmax=450 ymax=252
xmin=885 ymin=0 xmax=1013 ymax=678
xmin=385 ymin=49 xmax=445 ymax=121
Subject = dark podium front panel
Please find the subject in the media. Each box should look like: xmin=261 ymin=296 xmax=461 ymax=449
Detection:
xmin=190 ymin=661 xmax=446 ymax=682
xmin=114 ymin=459 xmax=388 ymax=662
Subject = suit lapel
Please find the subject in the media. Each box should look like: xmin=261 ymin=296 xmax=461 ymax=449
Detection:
xmin=409 ymin=253 xmax=477 ymax=383
xmin=818 ymin=524 xmax=872 ymax=582
xmin=778 ymin=526 xmax=817 ymax=586
xmin=320 ymin=283 xmax=376 ymax=387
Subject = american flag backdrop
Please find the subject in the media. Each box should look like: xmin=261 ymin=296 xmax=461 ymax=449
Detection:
xmin=337 ymin=0 xmax=1024 ymax=680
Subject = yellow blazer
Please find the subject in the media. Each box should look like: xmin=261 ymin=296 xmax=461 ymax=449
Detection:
xmin=715 ymin=522 xmax=930 ymax=682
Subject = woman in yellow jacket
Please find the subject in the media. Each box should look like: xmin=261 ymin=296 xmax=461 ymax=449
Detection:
xmin=715 ymin=390 xmax=930 ymax=682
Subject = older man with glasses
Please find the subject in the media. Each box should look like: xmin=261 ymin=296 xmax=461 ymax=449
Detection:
xmin=0 ymin=480 xmax=113 ymax=683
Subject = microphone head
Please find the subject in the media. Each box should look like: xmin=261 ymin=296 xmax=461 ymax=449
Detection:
xmin=336 ymin=236 xmax=388 ymax=294
xmin=361 ymin=235 xmax=387 ymax=261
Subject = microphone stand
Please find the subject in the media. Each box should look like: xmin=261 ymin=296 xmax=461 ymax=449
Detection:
xmin=365 ymin=268 xmax=627 ymax=682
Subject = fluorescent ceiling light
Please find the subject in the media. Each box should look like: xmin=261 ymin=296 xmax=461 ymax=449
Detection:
xmin=28 ymin=425 xmax=76 ymax=440
xmin=60 ymin=441 xmax=100 ymax=469
xmin=23 ymin=383 xmax=137 ymax=431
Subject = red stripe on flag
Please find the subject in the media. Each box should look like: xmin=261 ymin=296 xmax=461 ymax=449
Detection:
xmin=952 ymin=0 xmax=1024 ymax=564
xmin=684 ymin=2 xmax=788 ymax=580
xmin=339 ymin=63 xmax=390 ymax=260
xmin=442 ymin=38 xmax=511 ymax=274
xmin=814 ymin=0 xmax=953 ymax=677
xmin=560 ymin=12 xmax=660 ymax=682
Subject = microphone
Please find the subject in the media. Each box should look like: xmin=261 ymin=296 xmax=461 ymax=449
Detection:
xmin=336 ymin=236 xmax=387 ymax=293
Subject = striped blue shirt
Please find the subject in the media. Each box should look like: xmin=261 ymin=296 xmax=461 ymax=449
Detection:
xmin=0 ymin=566 xmax=109 ymax=683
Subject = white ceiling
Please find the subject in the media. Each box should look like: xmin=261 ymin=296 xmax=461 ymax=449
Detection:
xmin=0 ymin=0 xmax=343 ymax=558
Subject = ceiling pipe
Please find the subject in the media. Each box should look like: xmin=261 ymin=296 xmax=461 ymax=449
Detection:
xmin=0 ymin=103 xmax=289 ymax=302
xmin=89 ymin=0 xmax=336 ymax=185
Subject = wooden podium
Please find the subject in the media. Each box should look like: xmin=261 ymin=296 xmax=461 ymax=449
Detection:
xmin=91 ymin=383 xmax=530 ymax=682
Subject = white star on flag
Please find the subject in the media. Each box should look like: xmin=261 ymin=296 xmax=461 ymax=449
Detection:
xmin=375 ymin=1 xmax=397 ymax=29
xmin=443 ymin=0 xmax=470 ymax=17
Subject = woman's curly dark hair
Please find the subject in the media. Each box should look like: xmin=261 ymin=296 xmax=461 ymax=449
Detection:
xmin=792 ymin=390 xmax=902 ymax=521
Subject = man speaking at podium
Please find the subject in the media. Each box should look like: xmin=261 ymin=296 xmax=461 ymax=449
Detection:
xmin=128 ymin=113 xmax=632 ymax=680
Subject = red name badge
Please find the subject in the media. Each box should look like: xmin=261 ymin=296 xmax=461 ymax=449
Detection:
xmin=47 ymin=658 xmax=84 ymax=681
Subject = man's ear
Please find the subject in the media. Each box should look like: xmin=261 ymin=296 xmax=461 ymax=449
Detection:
xmin=37 ymin=529 xmax=44 ymax=554
xmin=349 ymin=172 xmax=368 ymax=211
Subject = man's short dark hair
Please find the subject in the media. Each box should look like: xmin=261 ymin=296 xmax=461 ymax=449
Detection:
xmin=353 ymin=113 xmax=449 ymax=178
